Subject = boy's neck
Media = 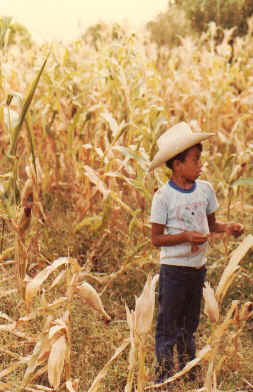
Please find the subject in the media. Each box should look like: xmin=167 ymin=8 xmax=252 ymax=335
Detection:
xmin=170 ymin=174 xmax=195 ymax=190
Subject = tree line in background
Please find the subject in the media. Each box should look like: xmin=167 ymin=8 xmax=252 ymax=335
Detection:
xmin=148 ymin=0 xmax=253 ymax=47
xmin=0 ymin=16 xmax=32 ymax=49
xmin=1 ymin=0 xmax=253 ymax=49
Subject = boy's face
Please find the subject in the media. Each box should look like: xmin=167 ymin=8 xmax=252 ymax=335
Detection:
xmin=177 ymin=146 xmax=202 ymax=183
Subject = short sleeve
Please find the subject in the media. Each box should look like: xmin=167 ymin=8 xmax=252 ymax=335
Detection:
xmin=206 ymin=182 xmax=219 ymax=215
xmin=150 ymin=190 xmax=168 ymax=225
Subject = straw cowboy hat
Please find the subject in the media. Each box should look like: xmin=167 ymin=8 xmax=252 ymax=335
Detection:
xmin=150 ymin=122 xmax=214 ymax=170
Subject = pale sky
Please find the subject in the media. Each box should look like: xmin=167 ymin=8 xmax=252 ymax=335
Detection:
xmin=0 ymin=0 xmax=168 ymax=42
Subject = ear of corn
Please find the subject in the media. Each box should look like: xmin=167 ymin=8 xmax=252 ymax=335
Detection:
xmin=75 ymin=281 xmax=111 ymax=321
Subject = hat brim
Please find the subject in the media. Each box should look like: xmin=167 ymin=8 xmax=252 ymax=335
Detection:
xmin=150 ymin=132 xmax=214 ymax=170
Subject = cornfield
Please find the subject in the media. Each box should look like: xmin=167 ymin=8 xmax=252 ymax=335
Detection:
xmin=0 ymin=19 xmax=252 ymax=392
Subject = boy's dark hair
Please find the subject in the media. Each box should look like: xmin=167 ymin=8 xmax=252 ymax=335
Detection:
xmin=166 ymin=143 xmax=202 ymax=170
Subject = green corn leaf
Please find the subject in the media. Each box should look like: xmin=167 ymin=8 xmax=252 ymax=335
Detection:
xmin=9 ymin=54 xmax=49 ymax=156
xmin=74 ymin=215 xmax=103 ymax=233
xmin=25 ymin=114 xmax=37 ymax=177
xmin=233 ymin=178 xmax=253 ymax=186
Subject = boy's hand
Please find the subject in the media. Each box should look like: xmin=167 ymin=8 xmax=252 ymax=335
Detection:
xmin=184 ymin=232 xmax=208 ymax=254
xmin=225 ymin=223 xmax=244 ymax=238
xmin=184 ymin=231 xmax=208 ymax=244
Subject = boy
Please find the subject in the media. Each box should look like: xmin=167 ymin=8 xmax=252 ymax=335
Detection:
xmin=150 ymin=122 xmax=244 ymax=385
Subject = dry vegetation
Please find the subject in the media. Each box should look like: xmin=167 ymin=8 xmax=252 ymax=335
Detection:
xmin=0 ymin=20 xmax=252 ymax=392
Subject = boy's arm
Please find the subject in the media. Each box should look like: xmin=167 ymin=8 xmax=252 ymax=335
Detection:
xmin=151 ymin=222 xmax=208 ymax=247
xmin=207 ymin=213 xmax=244 ymax=237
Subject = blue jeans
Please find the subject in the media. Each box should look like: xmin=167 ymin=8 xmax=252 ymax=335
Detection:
xmin=155 ymin=264 xmax=206 ymax=374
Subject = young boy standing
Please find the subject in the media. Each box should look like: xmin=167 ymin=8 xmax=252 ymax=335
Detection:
xmin=150 ymin=122 xmax=244 ymax=385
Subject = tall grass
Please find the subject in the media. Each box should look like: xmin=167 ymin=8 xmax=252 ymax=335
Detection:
xmin=0 ymin=21 xmax=252 ymax=391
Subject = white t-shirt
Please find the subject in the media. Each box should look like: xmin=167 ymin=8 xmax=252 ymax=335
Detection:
xmin=150 ymin=179 xmax=219 ymax=268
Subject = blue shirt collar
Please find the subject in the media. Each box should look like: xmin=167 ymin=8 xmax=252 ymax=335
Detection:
xmin=168 ymin=179 xmax=196 ymax=193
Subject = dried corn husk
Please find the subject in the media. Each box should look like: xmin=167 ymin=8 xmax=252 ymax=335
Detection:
xmin=48 ymin=335 xmax=67 ymax=389
xmin=75 ymin=281 xmax=111 ymax=321
xmin=135 ymin=274 xmax=159 ymax=335
xmin=203 ymin=282 xmax=219 ymax=323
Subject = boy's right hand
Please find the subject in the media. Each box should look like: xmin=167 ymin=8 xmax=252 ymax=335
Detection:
xmin=184 ymin=231 xmax=208 ymax=245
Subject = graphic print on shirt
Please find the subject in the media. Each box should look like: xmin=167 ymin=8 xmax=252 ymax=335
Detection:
xmin=176 ymin=201 xmax=207 ymax=254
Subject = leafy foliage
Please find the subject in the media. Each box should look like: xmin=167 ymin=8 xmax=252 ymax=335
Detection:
xmin=148 ymin=0 xmax=253 ymax=47
xmin=0 ymin=16 xmax=32 ymax=48
xmin=147 ymin=5 xmax=192 ymax=47
xmin=175 ymin=0 xmax=253 ymax=35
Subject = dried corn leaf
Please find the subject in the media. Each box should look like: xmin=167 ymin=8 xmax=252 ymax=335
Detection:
xmin=48 ymin=335 xmax=67 ymax=389
xmin=25 ymin=257 xmax=69 ymax=308
xmin=22 ymin=336 xmax=49 ymax=386
xmin=22 ymin=316 xmax=53 ymax=387
xmin=66 ymin=379 xmax=79 ymax=392
xmin=145 ymin=345 xmax=211 ymax=390
xmin=216 ymin=235 xmax=253 ymax=303
xmin=101 ymin=111 xmax=120 ymax=136
xmin=83 ymin=165 xmax=110 ymax=199
xmin=76 ymin=282 xmax=111 ymax=321
xmin=212 ymin=301 xmax=239 ymax=343
xmin=88 ymin=338 xmax=130 ymax=392
xmin=27 ymin=364 xmax=48 ymax=385
xmin=48 ymin=323 xmax=67 ymax=340
xmin=125 ymin=304 xmax=136 ymax=370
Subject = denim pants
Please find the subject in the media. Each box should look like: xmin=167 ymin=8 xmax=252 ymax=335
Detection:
xmin=155 ymin=264 xmax=206 ymax=374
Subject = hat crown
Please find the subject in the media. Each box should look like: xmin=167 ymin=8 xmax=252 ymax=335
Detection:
xmin=157 ymin=122 xmax=194 ymax=149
